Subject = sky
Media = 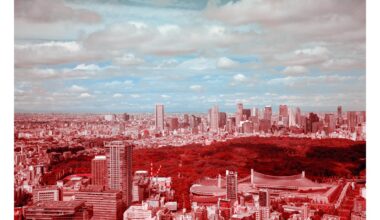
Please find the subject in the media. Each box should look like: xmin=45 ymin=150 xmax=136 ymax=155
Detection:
xmin=14 ymin=0 xmax=366 ymax=113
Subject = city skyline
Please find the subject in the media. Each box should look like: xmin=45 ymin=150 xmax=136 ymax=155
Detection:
xmin=15 ymin=0 xmax=366 ymax=113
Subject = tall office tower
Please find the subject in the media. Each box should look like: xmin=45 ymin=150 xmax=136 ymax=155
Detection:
xmin=288 ymin=107 xmax=297 ymax=127
xmin=258 ymin=189 xmax=270 ymax=207
xmin=295 ymin=107 xmax=301 ymax=126
xmin=337 ymin=106 xmax=343 ymax=118
xmin=75 ymin=186 xmax=124 ymax=220
xmin=337 ymin=105 xmax=343 ymax=125
xmin=236 ymin=103 xmax=244 ymax=127
xmin=242 ymin=109 xmax=251 ymax=120
xmin=105 ymin=141 xmax=133 ymax=207
xmin=324 ymin=114 xmax=336 ymax=134
xmin=308 ymin=113 xmax=320 ymax=133
xmin=347 ymin=111 xmax=358 ymax=132
xmin=91 ymin=156 xmax=107 ymax=187
xmin=189 ymin=115 xmax=199 ymax=129
xmin=210 ymin=105 xmax=219 ymax=132
xmin=279 ymin=105 xmax=289 ymax=119
xmin=226 ymin=117 xmax=236 ymax=133
xmin=225 ymin=170 xmax=238 ymax=200
xmin=218 ymin=112 xmax=227 ymax=128
xmin=252 ymin=107 xmax=259 ymax=117
xmin=155 ymin=104 xmax=165 ymax=132
xmin=264 ymin=106 xmax=272 ymax=122
xmin=167 ymin=117 xmax=179 ymax=131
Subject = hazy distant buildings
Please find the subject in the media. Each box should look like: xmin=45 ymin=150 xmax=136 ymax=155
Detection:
xmin=105 ymin=141 xmax=133 ymax=207
xmin=155 ymin=104 xmax=165 ymax=132
xmin=91 ymin=156 xmax=107 ymax=187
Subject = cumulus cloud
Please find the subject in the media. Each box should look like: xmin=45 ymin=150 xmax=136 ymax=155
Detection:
xmin=282 ymin=66 xmax=308 ymax=76
xmin=217 ymin=57 xmax=239 ymax=69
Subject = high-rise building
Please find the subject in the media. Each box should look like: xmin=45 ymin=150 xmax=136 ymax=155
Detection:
xmin=236 ymin=103 xmax=244 ymax=128
xmin=226 ymin=170 xmax=238 ymax=200
xmin=105 ymin=141 xmax=133 ymax=207
xmin=295 ymin=107 xmax=301 ymax=126
xmin=258 ymin=189 xmax=270 ymax=207
xmin=155 ymin=104 xmax=165 ymax=132
xmin=252 ymin=107 xmax=259 ymax=118
xmin=288 ymin=107 xmax=296 ymax=127
xmin=210 ymin=105 xmax=219 ymax=132
xmin=167 ymin=117 xmax=179 ymax=131
xmin=337 ymin=106 xmax=343 ymax=125
xmin=218 ymin=112 xmax=227 ymax=128
xmin=242 ymin=109 xmax=251 ymax=121
xmin=324 ymin=114 xmax=336 ymax=134
xmin=264 ymin=106 xmax=272 ymax=123
xmin=75 ymin=186 xmax=124 ymax=220
xmin=279 ymin=105 xmax=288 ymax=119
xmin=347 ymin=111 xmax=358 ymax=132
xmin=91 ymin=156 xmax=107 ymax=187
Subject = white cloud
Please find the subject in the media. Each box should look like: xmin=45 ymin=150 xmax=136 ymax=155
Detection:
xmin=74 ymin=64 xmax=101 ymax=71
xmin=113 ymin=93 xmax=123 ymax=98
xmin=15 ymin=41 xmax=101 ymax=68
xmin=130 ymin=94 xmax=141 ymax=98
xmin=282 ymin=66 xmax=308 ymax=76
xmin=68 ymin=85 xmax=87 ymax=93
xmin=178 ymin=57 xmax=215 ymax=70
xmin=233 ymin=74 xmax=248 ymax=82
xmin=189 ymin=85 xmax=203 ymax=92
xmin=161 ymin=94 xmax=171 ymax=99
xmin=217 ymin=57 xmax=239 ymax=69
xmin=79 ymin=93 xmax=92 ymax=98
xmin=113 ymin=54 xmax=144 ymax=66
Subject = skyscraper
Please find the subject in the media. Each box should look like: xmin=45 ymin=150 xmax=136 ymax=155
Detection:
xmin=264 ymin=106 xmax=272 ymax=122
xmin=295 ymin=107 xmax=301 ymax=126
xmin=236 ymin=103 xmax=243 ymax=128
xmin=218 ymin=112 xmax=227 ymax=128
xmin=105 ymin=141 xmax=133 ymax=207
xmin=337 ymin=105 xmax=343 ymax=125
xmin=210 ymin=105 xmax=219 ymax=132
xmin=155 ymin=104 xmax=165 ymax=132
xmin=225 ymin=170 xmax=238 ymax=200
xmin=258 ymin=189 xmax=270 ymax=207
xmin=91 ymin=155 xmax=107 ymax=187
